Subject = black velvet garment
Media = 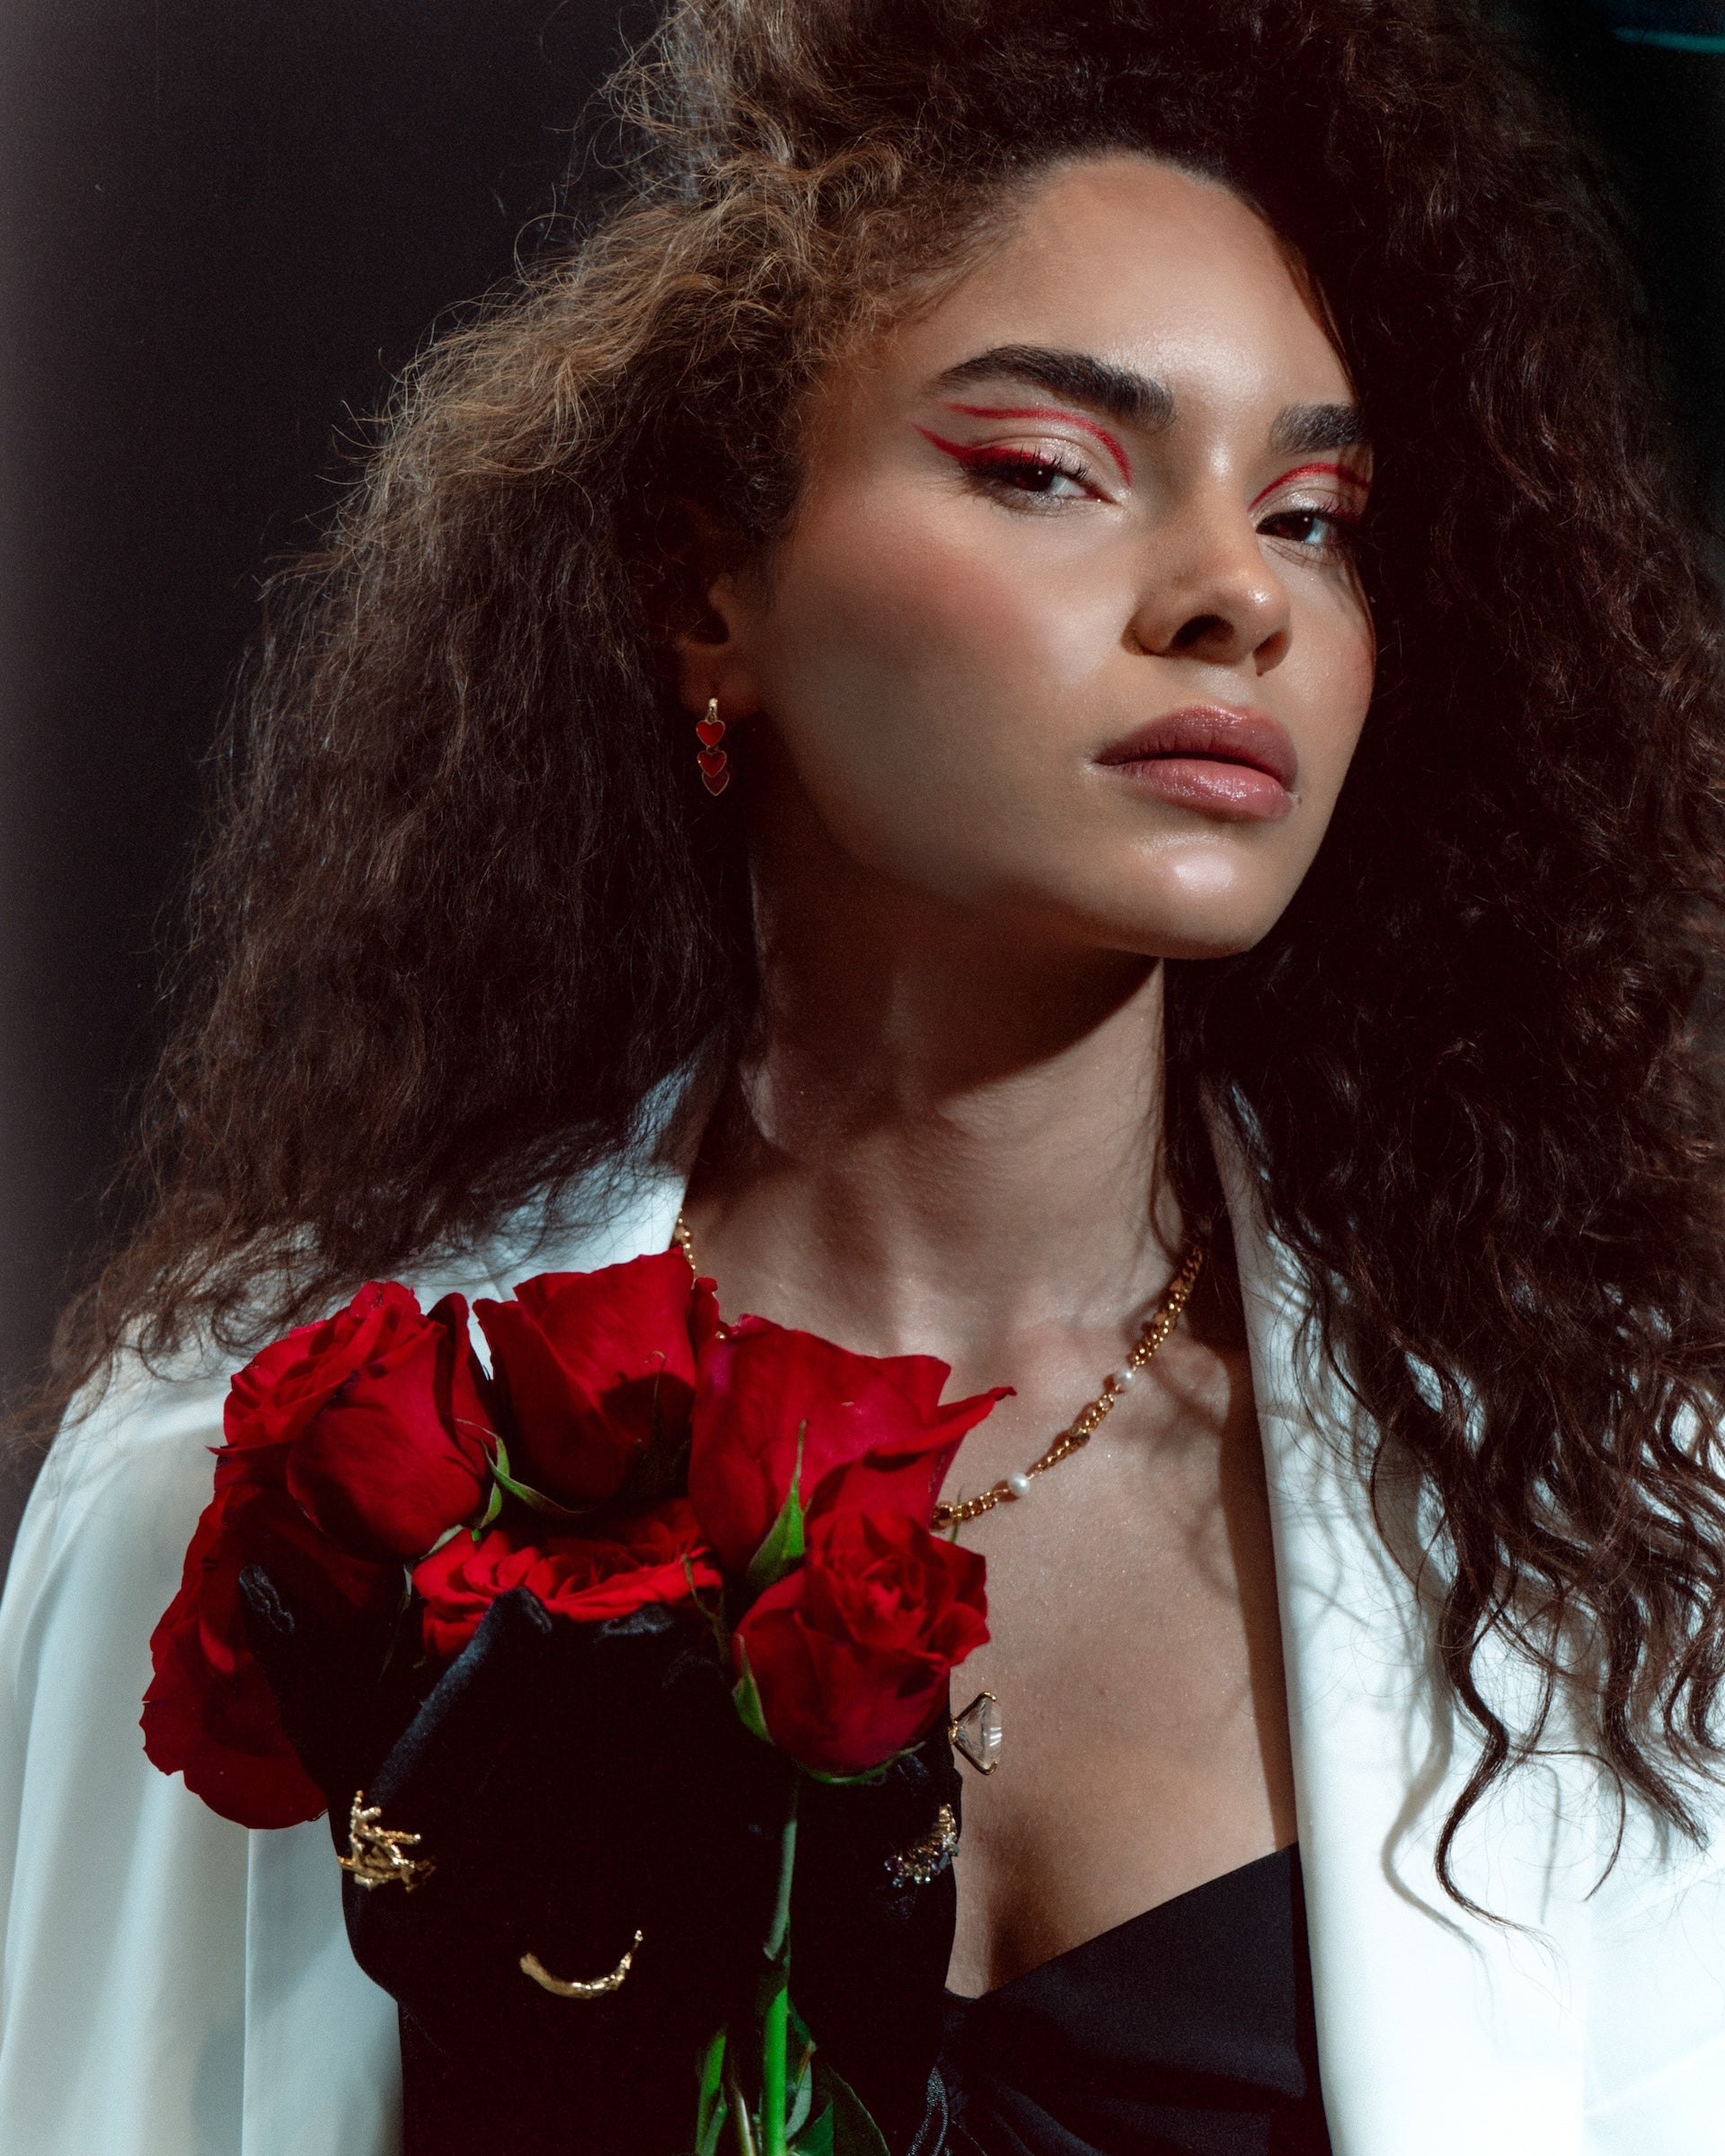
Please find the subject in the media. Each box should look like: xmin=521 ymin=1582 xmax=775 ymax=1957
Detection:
xmin=938 ymin=1846 xmax=1332 ymax=2156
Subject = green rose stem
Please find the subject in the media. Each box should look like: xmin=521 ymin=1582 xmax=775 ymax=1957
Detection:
xmin=759 ymin=1770 xmax=801 ymax=2156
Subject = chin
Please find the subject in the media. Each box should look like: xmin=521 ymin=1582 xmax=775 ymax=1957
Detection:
xmin=1074 ymin=859 xmax=1299 ymax=963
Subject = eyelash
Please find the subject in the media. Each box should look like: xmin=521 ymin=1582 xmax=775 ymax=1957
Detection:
xmin=949 ymin=444 xmax=1098 ymax=504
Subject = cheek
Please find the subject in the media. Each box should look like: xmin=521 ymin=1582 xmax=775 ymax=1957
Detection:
xmin=775 ymin=493 xmax=1058 ymax=699
xmin=757 ymin=493 xmax=1090 ymax=862
xmin=1339 ymin=609 xmax=1376 ymax=721
xmin=1292 ymin=586 xmax=1376 ymax=798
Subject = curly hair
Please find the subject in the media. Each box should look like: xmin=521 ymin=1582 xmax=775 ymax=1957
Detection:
xmin=44 ymin=0 xmax=1725 ymax=1904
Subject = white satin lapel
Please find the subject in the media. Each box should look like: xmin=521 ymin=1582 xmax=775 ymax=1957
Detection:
xmin=1225 ymin=1170 xmax=1592 ymax=2156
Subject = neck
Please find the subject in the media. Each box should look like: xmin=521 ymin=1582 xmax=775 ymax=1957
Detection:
xmin=687 ymin=827 xmax=1186 ymax=1366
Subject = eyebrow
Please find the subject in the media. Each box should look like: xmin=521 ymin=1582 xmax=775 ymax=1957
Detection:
xmin=929 ymin=346 xmax=1370 ymax=463
xmin=932 ymin=345 xmax=1176 ymax=437
xmin=1268 ymin=402 xmax=1370 ymax=455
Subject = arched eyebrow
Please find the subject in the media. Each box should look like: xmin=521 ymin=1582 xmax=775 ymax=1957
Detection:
xmin=931 ymin=348 xmax=1369 ymax=459
xmin=931 ymin=346 xmax=1175 ymax=435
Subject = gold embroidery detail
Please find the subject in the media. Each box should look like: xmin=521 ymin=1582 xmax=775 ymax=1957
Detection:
xmin=338 ymin=1790 xmax=435 ymax=1891
xmin=520 ymin=1930 xmax=644 ymax=1998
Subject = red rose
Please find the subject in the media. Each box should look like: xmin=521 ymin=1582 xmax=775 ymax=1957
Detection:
xmin=731 ymin=1509 xmax=988 ymax=1777
xmin=142 ymin=1480 xmax=399 ymax=1829
xmin=474 ymin=1253 xmax=720 ymax=1506
xmin=688 ymin=1316 xmax=1007 ymax=1577
xmin=218 ymin=1282 xmax=497 ymax=1561
xmin=223 ymin=1278 xmax=428 ymax=1462
xmin=412 ymin=1500 xmax=723 ymax=1662
xmin=282 ymin=1293 xmax=495 ymax=1560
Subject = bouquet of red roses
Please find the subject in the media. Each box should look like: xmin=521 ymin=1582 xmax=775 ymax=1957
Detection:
xmin=143 ymin=1249 xmax=1004 ymax=2154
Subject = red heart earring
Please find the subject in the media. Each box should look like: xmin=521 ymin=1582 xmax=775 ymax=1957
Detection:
xmin=695 ymin=695 xmax=730 ymax=795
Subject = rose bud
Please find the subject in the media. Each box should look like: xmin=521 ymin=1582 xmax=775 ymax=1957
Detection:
xmin=688 ymin=1315 xmax=1007 ymax=1579
xmin=475 ymin=1254 xmax=721 ymax=1507
xmin=731 ymin=1509 xmax=989 ymax=1779
xmin=412 ymin=1502 xmax=723 ymax=1663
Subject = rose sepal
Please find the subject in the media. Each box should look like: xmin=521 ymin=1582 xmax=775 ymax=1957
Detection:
xmin=732 ymin=1640 xmax=773 ymax=1746
xmin=746 ymin=1423 xmax=808 ymax=1594
xmin=795 ymin=1754 xmax=899 ymax=1789
xmin=615 ymin=1374 xmax=697 ymax=1508
xmin=483 ymin=1431 xmax=595 ymax=1525
xmin=472 ymin=1478 xmax=503 ymax=1537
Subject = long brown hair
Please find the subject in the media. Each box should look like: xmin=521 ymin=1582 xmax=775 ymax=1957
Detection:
xmin=46 ymin=0 xmax=1725 ymax=1902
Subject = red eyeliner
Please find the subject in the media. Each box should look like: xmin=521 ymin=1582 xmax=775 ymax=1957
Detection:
xmin=916 ymin=426 xmax=1080 ymax=476
xmin=1248 ymin=460 xmax=1369 ymax=513
xmin=939 ymin=401 xmax=1132 ymax=482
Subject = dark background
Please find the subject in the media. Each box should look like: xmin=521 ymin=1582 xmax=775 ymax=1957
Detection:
xmin=3 ymin=0 xmax=1722 ymax=1575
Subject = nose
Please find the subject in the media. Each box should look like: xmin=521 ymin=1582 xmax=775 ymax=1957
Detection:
xmin=1128 ymin=490 xmax=1292 ymax=672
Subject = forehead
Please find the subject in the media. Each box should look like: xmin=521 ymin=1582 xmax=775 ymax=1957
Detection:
xmin=864 ymin=153 xmax=1353 ymax=425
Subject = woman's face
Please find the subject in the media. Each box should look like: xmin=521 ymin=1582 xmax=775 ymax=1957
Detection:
xmin=695 ymin=154 xmax=1376 ymax=960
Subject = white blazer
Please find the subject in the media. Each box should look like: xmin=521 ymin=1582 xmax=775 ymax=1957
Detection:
xmin=0 ymin=1146 xmax=1721 ymax=2155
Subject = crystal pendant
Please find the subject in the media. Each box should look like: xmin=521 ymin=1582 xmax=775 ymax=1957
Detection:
xmin=949 ymin=1690 xmax=1002 ymax=1775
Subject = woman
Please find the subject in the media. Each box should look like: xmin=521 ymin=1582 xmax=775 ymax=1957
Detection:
xmin=4 ymin=0 xmax=1724 ymax=2149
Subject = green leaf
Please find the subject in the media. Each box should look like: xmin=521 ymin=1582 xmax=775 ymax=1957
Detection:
xmin=747 ymin=1423 xmax=809 ymax=1593
xmin=789 ymin=2100 xmax=833 ymax=2156
xmin=732 ymin=1642 xmax=773 ymax=1746
xmin=815 ymin=2063 xmax=889 ymax=2156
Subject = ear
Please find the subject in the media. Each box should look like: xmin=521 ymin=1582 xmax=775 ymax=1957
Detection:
xmin=656 ymin=498 xmax=770 ymax=721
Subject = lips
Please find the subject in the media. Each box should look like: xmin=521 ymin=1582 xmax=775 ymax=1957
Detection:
xmin=1094 ymin=704 xmax=1298 ymax=791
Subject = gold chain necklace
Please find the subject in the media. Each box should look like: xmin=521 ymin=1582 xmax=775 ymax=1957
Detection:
xmin=670 ymin=1208 xmax=1205 ymax=1531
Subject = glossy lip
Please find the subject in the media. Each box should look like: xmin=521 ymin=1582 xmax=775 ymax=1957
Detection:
xmin=1092 ymin=704 xmax=1299 ymax=825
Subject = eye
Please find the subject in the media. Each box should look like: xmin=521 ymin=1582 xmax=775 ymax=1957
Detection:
xmin=916 ymin=426 xmax=1105 ymax=508
xmin=960 ymin=446 xmax=1095 ymax=502
xmin=1255 ymin=502 xmax=1361 ymax=561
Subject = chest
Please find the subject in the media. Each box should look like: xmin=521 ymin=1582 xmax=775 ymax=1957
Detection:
xmin=939 ymin=1337 xmax=1297 ymax=1993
